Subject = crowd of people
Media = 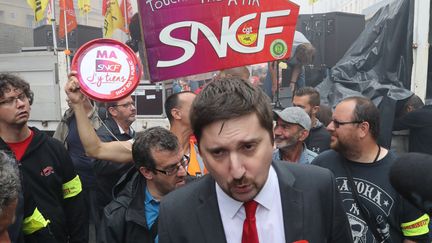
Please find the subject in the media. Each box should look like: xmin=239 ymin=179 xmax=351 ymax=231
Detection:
xmin=0 ymin=56 xmax=431 ymax=243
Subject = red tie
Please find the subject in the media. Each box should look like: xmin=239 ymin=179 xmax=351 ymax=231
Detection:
xmin=242 ymin=200 xmax=259 ymax=243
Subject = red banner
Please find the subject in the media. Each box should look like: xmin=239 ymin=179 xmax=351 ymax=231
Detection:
xmin=138 ymin=0 xmax=300 ymax=82
xmin=59 ymin=0 xmax=77 ymax=39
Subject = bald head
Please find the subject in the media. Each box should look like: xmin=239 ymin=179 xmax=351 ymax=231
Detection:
xmin=218 ymin=66 xmax=250 ymax=81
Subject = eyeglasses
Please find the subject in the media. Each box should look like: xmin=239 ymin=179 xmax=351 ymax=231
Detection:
xmin=331 ymin=119 xmax=364 ymax=128
xmin=153 ymin=156 xmax=190 ymax=176
xmin=113 ymin=102 xmax=135 ymax=109
xmin=0 ymin=92 xmax=28 ymax=106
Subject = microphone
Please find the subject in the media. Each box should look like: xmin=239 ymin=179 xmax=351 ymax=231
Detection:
xmin=390 ymin=152 xmax=432 ymax=215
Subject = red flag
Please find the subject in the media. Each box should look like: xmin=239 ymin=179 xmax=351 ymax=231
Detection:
xmin=102 ymin=0 xmax=109 ymax=16
xmin=59 ymin=0 xmax=77 ymax=39
xmin=120 ymin=0 xmax=133 ymax=32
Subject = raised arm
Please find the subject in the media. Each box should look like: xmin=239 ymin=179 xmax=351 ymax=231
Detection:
xmin=64 ymin=72 xmax=133 ymax=163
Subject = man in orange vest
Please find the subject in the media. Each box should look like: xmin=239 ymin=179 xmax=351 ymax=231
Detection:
xmin=64 ymin=72 xmax=205 ymax=178
xmin=164 ymin=91 xmax=207 ymax=177
xmin=65 ymin=85 xmax=207 ymax=178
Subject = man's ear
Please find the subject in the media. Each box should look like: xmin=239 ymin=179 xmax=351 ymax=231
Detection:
xmin=311 ymin=105 xmax=320 ymax=117
xmin=139 ymin=166 xmax=153 ymax=180
xmin=108 ymin=106 xmax=117 ymax=117
xmin=299 ymin=129 xmax=309 ymax=142
xmin=358 ymin=121 xmax=370 ymax=139
xmin=171 ymin=108 xmax=181 ymax=120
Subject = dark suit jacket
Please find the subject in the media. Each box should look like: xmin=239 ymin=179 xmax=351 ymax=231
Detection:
xmin=159 ymin=160 xmax=353 ymax=243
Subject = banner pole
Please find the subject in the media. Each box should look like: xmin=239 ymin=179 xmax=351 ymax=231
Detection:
xmin=50 ymin=0 xmax=58 ymax=54
xmin=274 ymin=61 xmax=282 ymax=109
xmin=63 ymin=4 xmax=70 ymax=73
xmin=123 ymin=0 xmax=130 ymax=40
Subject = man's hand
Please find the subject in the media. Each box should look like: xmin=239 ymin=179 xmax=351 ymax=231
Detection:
xmin=65 ymin=71 xmax=86 ymax=106
xmin=289 ymin=81 xmax=296 ymax=93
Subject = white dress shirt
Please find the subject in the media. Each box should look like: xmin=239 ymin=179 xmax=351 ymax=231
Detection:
xmin=116 ymin=122 xmax=135 ymax=136
xmin=216 ymin=166 xmax=286 ymax=243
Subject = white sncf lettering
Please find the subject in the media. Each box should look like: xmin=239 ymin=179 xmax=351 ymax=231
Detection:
xmin=156 ymin=9 xmax=291 ymax=67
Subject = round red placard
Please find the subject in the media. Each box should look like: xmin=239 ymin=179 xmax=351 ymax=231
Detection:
xmin=71 ymin=38 xmax=141 ymax=102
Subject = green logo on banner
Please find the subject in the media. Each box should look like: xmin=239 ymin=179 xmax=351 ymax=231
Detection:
xmin=270 ymin=39 xmax=288 ymax=59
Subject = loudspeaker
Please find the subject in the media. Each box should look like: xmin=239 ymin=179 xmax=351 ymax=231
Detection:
xmin=33 ymin=25 xmax=102 ymax=51
xmin=131 ymin=81 xmax=173 ymax=117
xmin=296 ymin=12 xmax=365 ymax=67
xmin=278 ymin=87 xmax=292 ymax=108
xmin=305 ymin=65 xmax=327 ymax=87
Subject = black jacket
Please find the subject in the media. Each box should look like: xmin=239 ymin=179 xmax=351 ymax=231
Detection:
xmin=98 ymin=168 xmax=157 ymax=243
xmin=93 ymin=118 xmax=134 ymax=218
xmin=1 ymin=127 xmax=86 ymax=243
xmin=305 ymin=119 xmax=331 ymax=154
xmin=393 ymin=105 xmax=432 ymax=154
xmin=158 ymin=161 xmax=353 ymax=243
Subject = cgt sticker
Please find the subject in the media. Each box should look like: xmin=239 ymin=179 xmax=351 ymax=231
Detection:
xmin=72 ymin=38 xmax=141 ymax=102
xmin=237 ymin=22 xmax=258 ymax=46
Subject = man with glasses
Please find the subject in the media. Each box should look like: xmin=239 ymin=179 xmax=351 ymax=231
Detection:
xmin=313 ymin=96 xmax=430 ymax=243
xmin=92 ymin=95 xmax=137 ymax=228
xmin=65 ymin=75 xmax=206 ymax=179
xmin=99 ymin=126 xmax=187 ymax=243
xmin=0 ymin=73 xmax=86 ymax=242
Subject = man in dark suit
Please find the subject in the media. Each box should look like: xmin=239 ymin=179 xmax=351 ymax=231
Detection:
xmin=158 ymin=77 xmax=353 ymax=243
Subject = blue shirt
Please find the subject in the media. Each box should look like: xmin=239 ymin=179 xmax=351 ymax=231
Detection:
xmin=272 ymin=144 xmax=317 ymax=164
xmin=144 ymin=186 xmax=160 ymax=243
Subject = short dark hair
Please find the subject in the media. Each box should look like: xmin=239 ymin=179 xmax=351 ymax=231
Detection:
xmin=190 ymin=77 xmax=274 ymax=145
xmin=105 ymin=100 xmax=119 ymax=109
xmin=132 ymin=127 xmax=179 ymax=170
xmin=0 ymin=73 xmax=34 ymax=105
xmin=294 ymin=86 xmax=320 ymax=107
xmin=104 ymin=100 xmax=118 ymax=118
xmin=404 ymin=94 xmax=424 ymax=111
xmin=0 ymin=151 xmax=20 ymax=216
xmin=316 ymin=104 xmax=333 ymax=127
xmin=343 ymin=96 xmax=380 ymax=140
xmin=164 ymin=91 xmax=195 ymax=123
xmin=104 ymin=96 xmax=134 ymax=118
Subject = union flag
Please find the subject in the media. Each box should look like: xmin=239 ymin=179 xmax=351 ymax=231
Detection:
xmin=58 ymin=0 xmax=78 ymax=39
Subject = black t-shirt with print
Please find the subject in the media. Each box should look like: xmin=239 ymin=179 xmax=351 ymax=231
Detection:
xmin=313 ymin=150 xmax=429 ymax=243
xmin=305 ymin=123 xmax=330 ymax=154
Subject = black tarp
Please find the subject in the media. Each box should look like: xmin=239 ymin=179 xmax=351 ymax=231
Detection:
xmin=316 ymin=0 xmax=415 ymax=147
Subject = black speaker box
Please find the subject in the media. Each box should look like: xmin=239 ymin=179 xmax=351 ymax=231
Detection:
xmin=305 ymin=65 xmax=327 ymax=87
xmin=33 ymin=25 xmax=102 ymax=51
xmin=296 ymin=12 xmax=365 ymax=67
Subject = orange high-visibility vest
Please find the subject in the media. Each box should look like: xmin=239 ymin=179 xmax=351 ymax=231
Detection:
xmin=187 ymin=136 xmax=207 ymax=176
